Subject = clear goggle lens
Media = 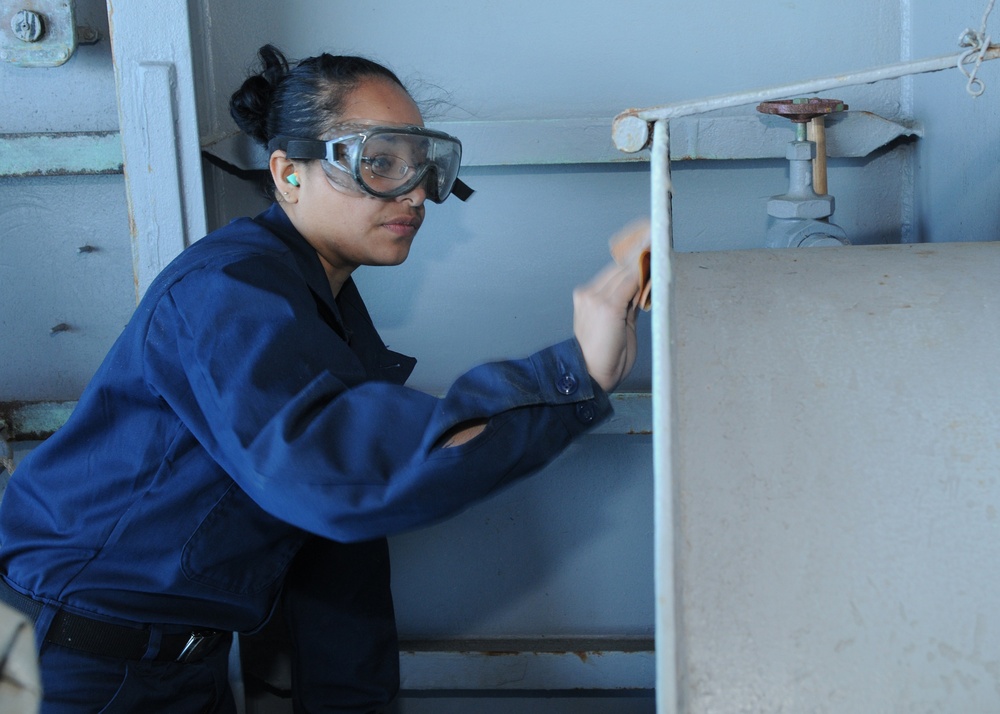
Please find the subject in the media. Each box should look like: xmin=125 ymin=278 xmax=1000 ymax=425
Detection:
xmin=274 ymin=125 xmax=471 ymax=203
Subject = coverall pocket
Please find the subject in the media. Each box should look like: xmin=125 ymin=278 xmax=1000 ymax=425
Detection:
xmin=96 ymin=666 xmax=145 ymax=714
xmin=182 ymin=483 xmax=308 ymax=595
xmin=97 ymin=659 xmax=232 ymax=713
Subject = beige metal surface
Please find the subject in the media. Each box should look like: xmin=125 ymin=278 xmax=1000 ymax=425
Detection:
xmin=672 ymin=243 xmax=1000 ymax=711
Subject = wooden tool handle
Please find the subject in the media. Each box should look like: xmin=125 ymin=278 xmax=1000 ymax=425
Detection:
xmin=808 ymin=116 xmax=828 ymax=196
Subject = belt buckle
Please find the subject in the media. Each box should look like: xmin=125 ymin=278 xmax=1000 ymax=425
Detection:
xmin=176 ymin=630 xmax=222 ymax=663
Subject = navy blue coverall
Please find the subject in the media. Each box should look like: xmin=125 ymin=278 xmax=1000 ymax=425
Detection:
xmin=0 ymin=203 xmax=612 ymax=712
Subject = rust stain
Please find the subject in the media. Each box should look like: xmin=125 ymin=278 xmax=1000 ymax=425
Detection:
xmin=122 ymin=163 xmax=139 ymax=238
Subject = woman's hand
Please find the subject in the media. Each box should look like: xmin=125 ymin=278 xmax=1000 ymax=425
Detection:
xmin=573 ymin=262 xmax=641 ymax=394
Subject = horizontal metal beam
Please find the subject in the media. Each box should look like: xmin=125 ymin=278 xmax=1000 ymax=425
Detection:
xmin=399 ymin=638 xmax=654 ymax=690
xmin=0 ymin=131 xmax=122 ymax=177
xmin=201 ymin=111 xmax=913 ymax=173
xmin=593 ymin=392 xmax=652 ymax=435
xmin=0 ymin=394 xmax=652 ymax=442
xmin=0 ymin=112 xmax=915 ymax=178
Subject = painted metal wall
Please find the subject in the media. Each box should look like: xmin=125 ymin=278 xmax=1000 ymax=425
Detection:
xmin=0 ymin=0 xmax=133 ymax=402
xmin=912 ymin=0 xmax=1000 ymax=244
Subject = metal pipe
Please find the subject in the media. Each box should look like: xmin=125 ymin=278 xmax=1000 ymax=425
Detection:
xmin=650 ymin=118 xmax=680 ymax=714
xmin=613 ymin=46 xmax=1000 ymax=151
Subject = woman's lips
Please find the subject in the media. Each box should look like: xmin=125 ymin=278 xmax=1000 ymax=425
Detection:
xmin=382 ymin=216 xmax=421 ymax=237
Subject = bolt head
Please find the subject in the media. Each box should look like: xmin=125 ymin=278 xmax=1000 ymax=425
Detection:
xmin=11 ymin=10 xmax=44 ymax=43
xmin=612 ymin=115 xmax=651 ymax=153
xmin=767 ymin=194 xmax=834 ymax=219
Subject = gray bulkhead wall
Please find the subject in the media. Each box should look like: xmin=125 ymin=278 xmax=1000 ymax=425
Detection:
xmin=912 ymin=1 xmax=1000 ymax=243
xmin=0 ymin=0 xmax=133 ymax=403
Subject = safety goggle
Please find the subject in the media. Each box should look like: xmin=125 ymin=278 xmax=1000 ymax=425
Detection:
xmin=271 ymin=125 xmax=473 ymax=204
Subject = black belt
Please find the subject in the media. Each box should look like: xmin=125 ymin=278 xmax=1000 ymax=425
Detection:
xmin=0 ymin=577 xmax=228 ymax=663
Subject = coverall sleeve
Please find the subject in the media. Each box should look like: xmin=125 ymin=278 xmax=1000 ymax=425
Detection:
xmin=144 ymin=256 xmax=611 ymax=542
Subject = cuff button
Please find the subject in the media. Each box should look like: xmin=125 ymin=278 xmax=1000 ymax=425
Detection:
xmin=556 ymin=372 xmax=579 ymax=395
xmin=576 ymin=402 xmax=596 ymax=423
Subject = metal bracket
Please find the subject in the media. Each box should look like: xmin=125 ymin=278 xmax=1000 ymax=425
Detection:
xmin=0 ymin=0 xmax=94 ymax=67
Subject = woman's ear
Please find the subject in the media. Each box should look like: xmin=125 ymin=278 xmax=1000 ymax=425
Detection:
xmin=269 ymin=150 xmax=298 ymax=197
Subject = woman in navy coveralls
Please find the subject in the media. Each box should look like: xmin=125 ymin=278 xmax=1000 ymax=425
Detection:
xmin=0 ymin=45 xmax=641 ymax=712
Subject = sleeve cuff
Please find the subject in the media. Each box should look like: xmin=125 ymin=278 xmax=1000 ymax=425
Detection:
xmin=531 ymin=338 xmax=614 ymax=432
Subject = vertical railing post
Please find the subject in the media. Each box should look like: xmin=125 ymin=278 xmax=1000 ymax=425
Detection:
xmin=650 ymin=118 xmax=680 ymax=713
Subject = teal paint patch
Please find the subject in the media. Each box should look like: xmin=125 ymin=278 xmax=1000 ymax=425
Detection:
xmin=0 ymin=401 xmax=76 ymax=440
xmin=0 ymin=132 xmax=123 ymax=177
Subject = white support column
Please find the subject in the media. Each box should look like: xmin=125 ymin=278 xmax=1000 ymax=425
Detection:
xmin=651 ymin=119 xmax=680 ymax=714
xmin=106 ymin=0 xmax=206 ymax=300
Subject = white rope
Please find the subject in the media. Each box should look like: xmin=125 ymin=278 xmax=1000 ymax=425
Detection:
xmin=958 ymin=0 xmax=996 ymax=96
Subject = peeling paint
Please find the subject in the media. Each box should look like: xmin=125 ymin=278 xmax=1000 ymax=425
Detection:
xmin=396 ymin=639 xmax=654 ymax=690
xmin=0 ymin=401 xmax=76 ymax=441
xmin=0 ymin=132 xmax=123 ymax=177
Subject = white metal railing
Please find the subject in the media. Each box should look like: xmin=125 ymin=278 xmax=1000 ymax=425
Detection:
xmin=613 ymin=46 xmax=1000 ymax=144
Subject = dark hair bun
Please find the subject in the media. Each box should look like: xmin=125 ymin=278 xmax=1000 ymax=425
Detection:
xmin=229 ymin=45 xmax=291 ymax=146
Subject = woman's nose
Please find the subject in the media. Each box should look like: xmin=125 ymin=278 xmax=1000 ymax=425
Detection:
xmin=397 ymin=181 xmax=427 ymax=206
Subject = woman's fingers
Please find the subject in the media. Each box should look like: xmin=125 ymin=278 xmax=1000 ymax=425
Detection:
xmin=572 ymin=262 xmax=641 ymax=393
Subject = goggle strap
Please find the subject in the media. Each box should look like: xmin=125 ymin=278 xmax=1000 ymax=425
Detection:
xmin=451 ymin=178 xmax=474 ymax=202
xmin=277 ymin=138 xmax=328 ymax=161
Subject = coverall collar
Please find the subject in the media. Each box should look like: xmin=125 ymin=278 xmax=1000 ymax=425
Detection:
xmin=252 ymin=203 xmax=416 ymax=385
